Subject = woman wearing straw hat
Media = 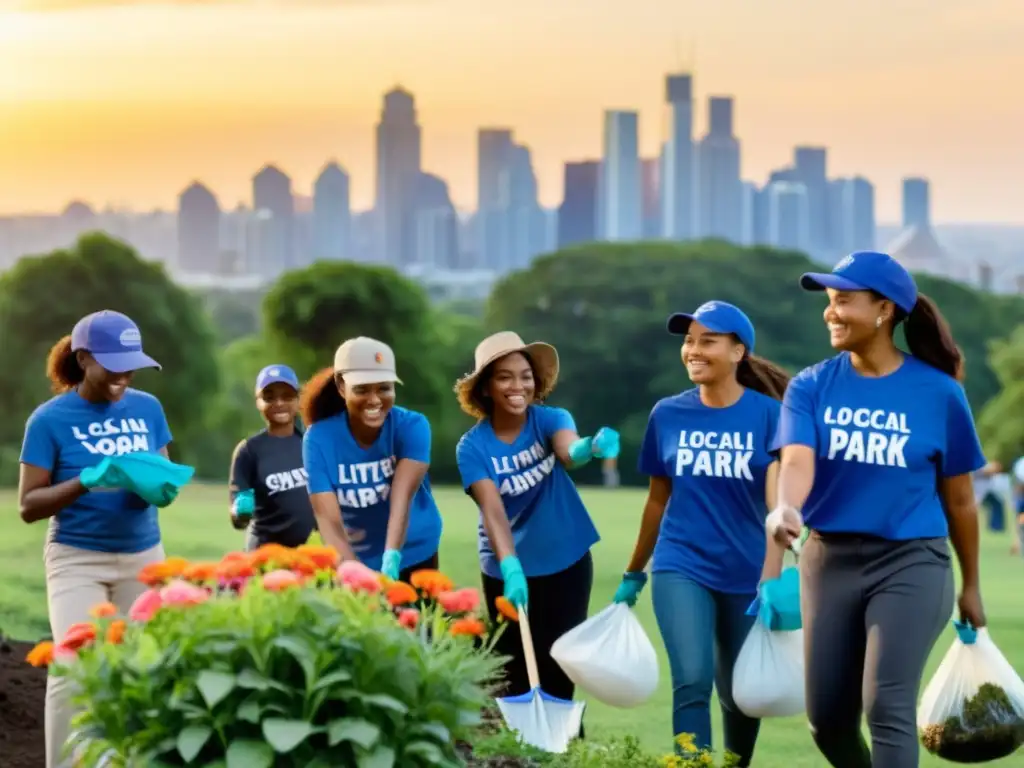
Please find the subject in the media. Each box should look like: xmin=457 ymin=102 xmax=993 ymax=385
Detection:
xmin=300 ymin=336 xmax=442 ymax=582
xmin=455 ymin=331 xmax=619 ymax=701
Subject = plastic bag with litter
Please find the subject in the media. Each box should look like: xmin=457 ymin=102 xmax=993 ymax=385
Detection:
xmin=550 ymin=603 xmax=659 ymax=708
xmin=917 ymin=621 xmax=1024 ymax=763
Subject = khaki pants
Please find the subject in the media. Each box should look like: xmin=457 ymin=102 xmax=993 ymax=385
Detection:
xmin=44 ymin=541 xmax=165 ymax=768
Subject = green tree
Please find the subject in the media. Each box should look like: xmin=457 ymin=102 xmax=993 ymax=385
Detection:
xmin=0 ymin=233 xmax=220 ymax=482
xmin=977 ymin=325 xmax=1024 ymax=467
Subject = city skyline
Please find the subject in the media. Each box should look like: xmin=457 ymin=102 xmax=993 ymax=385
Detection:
xmin=1 ymin=0 xmax=1021 ymax=222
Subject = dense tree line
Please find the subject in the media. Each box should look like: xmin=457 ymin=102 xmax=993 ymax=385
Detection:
xmin=1 ymin=233 xmax=1021 ymax=487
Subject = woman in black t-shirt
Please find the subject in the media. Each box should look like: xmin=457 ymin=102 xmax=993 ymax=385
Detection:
xmin=229 ymin=365 xmax=316 ymax=550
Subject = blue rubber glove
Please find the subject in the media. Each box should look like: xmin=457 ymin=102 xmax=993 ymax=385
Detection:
xmin=500 ymin=555 xmax=529 ymax=608
xmin=567 ymin=437 xmax=594 ymax=466
xmin=381 ymin=548 xmax=402 ymax=581
xmin=233 ymin=489 xmax=255 ymax=518
xmin=613 ymin=571 xmax=647 ymax=607
xmin=592 ymin=427 xmax=620 ymax=459
xmin=79 ymin=457 xmax=117 ymax=490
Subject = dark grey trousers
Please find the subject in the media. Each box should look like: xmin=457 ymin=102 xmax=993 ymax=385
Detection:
xmin=800 ymin=531 xmax=954 ymax=768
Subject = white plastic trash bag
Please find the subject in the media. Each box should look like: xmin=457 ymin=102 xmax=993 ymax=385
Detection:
xmin=732 ymin=621 xmax=805 ymax=718
xmin=918 ymin=622 xmax=1024 ymax=763
xmin=550 ymin=603 xmax=659 ymax=708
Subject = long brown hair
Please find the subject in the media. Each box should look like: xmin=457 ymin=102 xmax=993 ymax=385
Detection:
xmin=46 ymin=335 xmax=85 ymax=394
xmin=735 ymin=353 xmax=791 ymax=400
xmin=299 ymin=367 xmax=345 ymax=425
xmin=898 ymin=293 xmax=961 ymax=378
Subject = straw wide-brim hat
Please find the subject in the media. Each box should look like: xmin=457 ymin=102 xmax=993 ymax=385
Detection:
xmin=462 ymin=331 xmax=560 ymax=396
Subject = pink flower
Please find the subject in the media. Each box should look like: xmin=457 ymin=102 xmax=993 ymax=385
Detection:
xmin=52 ymin=645 xmax=78 ymax=664
xmin=397 ymin=608 xmax=420 ymax=629
xmin=262 ymin=569 xmax=301 ymax=592
xmin=129 ymin=588 xmax=164 ymax=622
xmin=336 ymin=560 xmax=382 ymax=594
xmin=159 ymin=579 xmax=209 ymax=607
xmin=437 ymin=587 xmax=481 ymax=614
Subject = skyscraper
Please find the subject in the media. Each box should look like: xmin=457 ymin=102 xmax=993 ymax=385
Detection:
xmin=176 ymin=181 xmax=221 ymax=274
xmin=902 ymin=177 xmax=931 ymax=230
xmin=375 ymin=87 xmax=422 ymax=266
xmin=599 ymin=110 xmax=641 ymax=241
xmin=661 ymin=73 xmax=696 ymax=241
xmin=695 ymin=96 xmax=742 ymax=242
xmin=413 ymin=172 xmax=459 ymax=270
xmin=312 ymin=162 xmax=351 ymax=261
xmin=252 ymin=164 xmax=294 ymax=276
xmin=830 ymin=177 xmax=876 ymax=255
xmin=766 ymin=181 xmax=810 ymax=252
xmin=793 ymin=146 xmax=830 ymax=257
xmin=558 ymin=160 xmax=599 ymax=248
xmin=476 ymin=128 xmax=514 ymax=270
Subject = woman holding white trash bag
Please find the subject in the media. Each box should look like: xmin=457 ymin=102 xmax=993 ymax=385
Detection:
xmin=612 ymin=301 xmax=790 ymax=765
xmin=768 ymin=251 xmax=988 ymax=768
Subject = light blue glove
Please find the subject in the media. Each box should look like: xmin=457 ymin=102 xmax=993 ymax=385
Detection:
xmin=233 ymin=489 xmax=255 ymax=518
xmin=381 ymin=548 xmax=402 ymax=581
xmin=80 ymin=457 xmax=117 ymax=490
xmin=500 ymin=555 xmax=529 ymax=608
xmin=567 ymin=436 xmax=593 ymax=466
xmin=592 ymin=427 xmax=620 ymax=459
xmin=613 ymin=571 xmax=647 ymax=607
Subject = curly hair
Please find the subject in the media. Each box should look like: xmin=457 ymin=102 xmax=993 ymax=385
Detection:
xmin=46 ymin=335 xmax=85 ymax=394
xmin=453 ymin=351 xmax=556 ymax=421
xmin=299 ymin=367 xmax=346 ymax=425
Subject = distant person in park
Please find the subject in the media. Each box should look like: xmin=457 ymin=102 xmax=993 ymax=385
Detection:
xmin=454 ymin=331 xmax=619 ymax=703
xmin=228 ymin=364 xmax=315 ymax=551
xmin=767 ymin=251 xmax=988 ymax=768
xmin=1013 ymin=456 xmax=1024 ymax=556
xmin=18 ymin=310 xmax=174 ymax=768
xmin=611 ymin=301 xmax=790 ymax=765
xmin=300 ymin=337 xmax=442 ymax=582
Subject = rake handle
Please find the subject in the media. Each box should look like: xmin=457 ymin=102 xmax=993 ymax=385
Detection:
xmin=518 ymin=607 xmax=542 ymax=690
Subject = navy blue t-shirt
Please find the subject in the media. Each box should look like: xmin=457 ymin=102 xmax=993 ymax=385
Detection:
xmin=639 ymin=388 xmax=780 ymax=594
xmin=20 ymin=388 xmax=171 ymax=553
xmin=773 ymin=353 xmax=986 ymax=539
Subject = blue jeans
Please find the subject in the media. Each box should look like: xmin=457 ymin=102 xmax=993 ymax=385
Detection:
xmin=652 ymin=572 xmax=760 ymax=766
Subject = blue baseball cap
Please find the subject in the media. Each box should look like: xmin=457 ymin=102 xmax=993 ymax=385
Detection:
xmin=255 ymin=364 xmax=299 ymax=395
xmin=800 ymin=251 xmax=918 ymax=314
xmin=667 ymin=301 xmax=756 ymax=354
xmin=71 ymin=311 xmax=161 ymax=373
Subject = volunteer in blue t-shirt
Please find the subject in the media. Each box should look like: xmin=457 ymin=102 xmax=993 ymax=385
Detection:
xmin=18 ymin=310 xmax=174 ymax=768
xmin=768 ymin=251 xmax=988 ymax=768
xmin=612 ymin=301 xmax=790 ymax=764
xmin=455 ymin=331 xmax=618 ymax=702
xmin=301 ymin=336 xmax=442 ymax=581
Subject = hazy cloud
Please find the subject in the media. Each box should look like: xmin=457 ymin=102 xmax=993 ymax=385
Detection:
xmin=14 ymin=0 xmax=402 ymax=10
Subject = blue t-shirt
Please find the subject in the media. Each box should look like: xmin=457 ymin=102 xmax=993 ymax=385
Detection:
xmin=773 ymin=353 xmax=986 ymax=539
xmin=639 ymin=388 xmax=780 ymax=594
xmin=20 ymin=388 xmax=172 ymax=554
xmin=456 ymin=404 xmax=600 ymax=579
xmin=303 ymin=406 xmax=442 ymax=571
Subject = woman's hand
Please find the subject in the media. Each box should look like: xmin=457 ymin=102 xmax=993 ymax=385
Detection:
xmin=766 ymin=504 xmax=803 ymax=548
xmin=958 ymin=586 xmax=986 ymax=629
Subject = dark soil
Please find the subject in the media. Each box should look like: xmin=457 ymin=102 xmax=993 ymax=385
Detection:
xmin=0 ymin=634 xmax=47 ymax=768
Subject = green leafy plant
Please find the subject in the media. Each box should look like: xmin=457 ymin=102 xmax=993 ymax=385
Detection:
xmin=28 ymin=544 xmax=508 ymax=767
xmin=920 ymin=682 xmax=1024 ymax=763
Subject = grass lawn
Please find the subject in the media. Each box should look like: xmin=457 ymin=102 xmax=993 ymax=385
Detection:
xmin=2 ymin=483 xmax=1022 ymax=766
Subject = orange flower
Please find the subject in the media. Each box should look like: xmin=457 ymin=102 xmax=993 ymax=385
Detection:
xmin=495 ymin=596 xmax=519 ymax=622
xmin=215 ymin=557 xmax=255 ymax=581
xmin=437 ymin=588 xmax=481 ymax=615
xmin=162 ymin=557 xmax=190 ymax=578
xmin=183 ymin=562 xmax=218 ymax=583
xmin=296 ymin=544 xmax=339 ymax=570
xmin=249 ymin=543 xmax=292 ymax=569
xmin=26 ymin=641 xmax=54 ymax=667
xmin=262 ymin=569 xmax=301 ymax=591
xmin=106 ymin=620 xmax=126 ymax=644
xmin=410 ymin=569 xmax=454 ymax=598
xmin=450 ymin=617 xmax=486 ymax=638
xmin=137 ymin=561 xmax=172 ymax=587
xmin=288 ymin=554 xmax=321 ymax=577
xmin=61 ymin=622 xmax=97 ymax=651
xmin=89 ymin=602 xmax=117 ymax=619
xmin=385 ymin=582 xmax=419 ymax=607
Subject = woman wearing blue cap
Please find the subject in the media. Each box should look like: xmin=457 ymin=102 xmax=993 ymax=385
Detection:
xmin=612 ymin=301 xmax=790 ymax=765
xmin=228 ymin=364 xmax=315 ymax=550
xmin=18 ymin=310 xmax=174 ymax=768
xmin=300 ymin=337 xmax=442 ymax=582
xmin=767 ymin=251 xmax=987 ymax=768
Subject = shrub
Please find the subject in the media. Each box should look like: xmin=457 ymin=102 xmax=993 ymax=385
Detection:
xmin=27 ymin=544 xmax=509 ymax=767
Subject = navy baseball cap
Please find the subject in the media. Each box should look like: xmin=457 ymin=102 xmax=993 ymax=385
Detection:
xmin=71 ymin=311 xmax=161 ymax=373
xmin=667 ymin=301 xmax=756 ymax=354
xmin=255 ymin=364 xmax=299 ymax=395
xmin=800 ymin=251 xmax=918 ymax=314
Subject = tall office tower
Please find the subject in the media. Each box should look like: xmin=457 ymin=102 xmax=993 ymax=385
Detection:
xmin=375 ymin=86 xmax=422 ymax=266
xmin=176 ymin=181 xmax=221 ymax=273
xmin=557 ymin=160 xmax=600 ymax=248
xmin=476 ymin=128 xmax=514 ymax=270
xmin=660 ymin=73 xmax=695 ymax=240
xmin=902 ymin=177 xmax=931 ymax=230
xmin=599 ymin=110 xmax=642 ymax=241
xmin=766 ymin=181 xmax=810 ymax=253
xmin=695 ymin=96 xmax=743 ymax=242
xmin=312 ymin=162 xmax=351 ymax=261
xmin=793 ymin=146 xmax=830 ymax=257
xmin=830 ymin=176 xmax=876 ymax=254
xmin=251 ymin=164 xmax=294 ymax=276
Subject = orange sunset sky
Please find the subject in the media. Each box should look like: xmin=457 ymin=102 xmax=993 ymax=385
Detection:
xmin=0 ymin=0 xmax=1021 ymax=222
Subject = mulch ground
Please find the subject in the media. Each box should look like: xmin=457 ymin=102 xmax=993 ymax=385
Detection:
xmin=0 ymin=633 xmax=47 ymax=768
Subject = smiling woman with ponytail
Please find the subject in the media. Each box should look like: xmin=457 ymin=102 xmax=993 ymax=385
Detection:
xmin=611 ymin=300 xmax=789 ymax=765
xmin=767 ymin=251 xmax=987 ymax=767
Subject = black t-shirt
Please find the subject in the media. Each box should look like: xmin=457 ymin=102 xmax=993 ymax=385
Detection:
xmin=229 ymin=429 xmax=316 ymax=548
